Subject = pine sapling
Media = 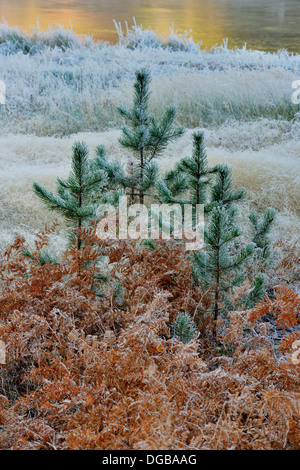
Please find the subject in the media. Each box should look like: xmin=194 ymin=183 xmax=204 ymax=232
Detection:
xmin=33 ymin=141 xmax=108 ymax=250
xmin=171 ymin=312 xmax=196 ymax=344
xmin=118 ymin=69 xmax=185 ymax=204
xmin=157 ymin=131 xmax=217 ymax=241
xmin=158 ymin=131 xmax=216 ymax=207
xmin=177 ymin=131 xmax=217 ymax=206
xmin=192 ymin=165 xmax=254 ymax=333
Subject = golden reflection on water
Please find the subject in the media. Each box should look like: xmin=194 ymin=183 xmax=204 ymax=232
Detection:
xmin=0 ymin=0 xmax=299 ymax=52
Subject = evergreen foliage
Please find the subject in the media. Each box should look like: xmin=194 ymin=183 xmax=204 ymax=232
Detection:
xmin=243 ymin=273 xmax=266 ymax=309
xmin=171 ymin=312 xmax=196 ymax=344
xmin=193 ymin=206 xmax=254 ymax=329
xmin=207 ymin=164 xmax=245 ymax=211
xmin=23 ymin=248 xmax=59 ymax=266
xmin=249 ymin=208 xmax=276 ymax=262
xmin=192 ymin=165 xmax=255 ymax=331
xmin=33 ymin=141 xmax=108 ymax=249
xmin=118 ymin=69 xmax=185 ymax=203
xmin=94 ymin=145 xmax=125 ymax=191
xmin=159 ymin=131 xmax=217 ymax=206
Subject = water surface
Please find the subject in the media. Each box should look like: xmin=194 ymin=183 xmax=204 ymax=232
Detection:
xmin=0 ymin=0 xmax=299 ymax=52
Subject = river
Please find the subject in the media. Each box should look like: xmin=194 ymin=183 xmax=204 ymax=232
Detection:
xmin=0 ymin=0 xmax=299 ymax=52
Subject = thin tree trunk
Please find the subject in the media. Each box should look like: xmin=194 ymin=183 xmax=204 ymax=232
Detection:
xmin=139 ymin=148 xmax=144 ymax=204
xmin=213 ymin=234 xmax=221 ymax=336
xmin=78 ymin=151 xmax=83 ymax=252
xmin=213 ymin=256 xmax=220 ymax=333
xmin=78 ymin=218 xmax=82 ymax=250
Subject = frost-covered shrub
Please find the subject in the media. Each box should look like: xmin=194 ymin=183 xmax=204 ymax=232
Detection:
xmin=114 ymin=19 xmax=201 ymax=52
xmin=163 ymin=25 xmax=201 ymax=53
xmin=0 ymin=21 xmax=93 ymax=55
xmin=114 ymin=18 xmax=162 ymax=49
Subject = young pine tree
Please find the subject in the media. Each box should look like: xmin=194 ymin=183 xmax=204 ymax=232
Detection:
xmin=192 ymin=165 xmax=254 ymax=333
xmin=158 ymin=131 xmax=217 ymax=207
xmin=156 ymin=131 xmax=217 ymax=243
xmin=33 ymin=142 xmax=108 ymax=250
xmin=171 ymin=312 xmax=196 ymax=344
xmin=118 ymin=69 xmax=185 ymax=204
